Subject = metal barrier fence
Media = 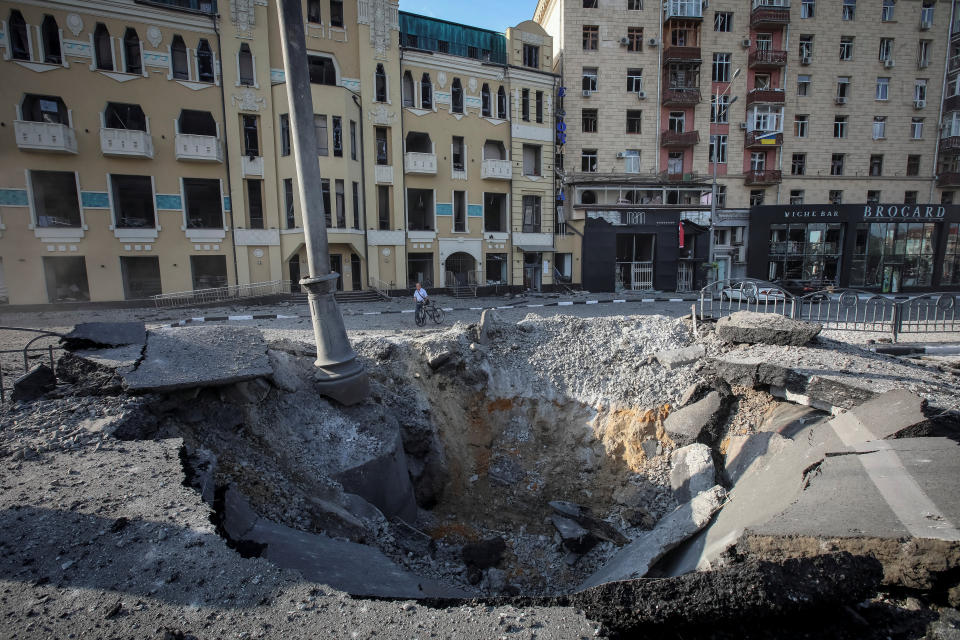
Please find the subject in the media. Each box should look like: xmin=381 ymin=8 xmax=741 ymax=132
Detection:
xmin=151 ymin=279 xmax=292 ymax=309
xmin=697 ymin=279 xmax=960 ymax=341
xmin=0 ymin=327 xmax=63 ymax=404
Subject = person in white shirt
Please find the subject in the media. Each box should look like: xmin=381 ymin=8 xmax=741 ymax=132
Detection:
xmin=413 ymin=282 xmax=428 ymax=313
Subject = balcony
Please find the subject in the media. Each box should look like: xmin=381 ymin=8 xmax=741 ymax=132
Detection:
xmin=746 ymin=88 xmax=785 ymax=106
xmin=744 ymin=131 xmax=783 ymax=148
xmin=941 ymin=136 xmax=960 ymax=152
xmin=13 ymin=121 xmax=78 ymax=154
xmin=661 ymin=130 xmax=699 ymax=147
xmin=481 ymin=158 xmax=512 ymax=180
xmin=175 ymin=133 xmax=223 ymax=162
xmin=937 ymin=172 xmax=960 ymax=187
xmin=100 ymin=128 xmax=154 ymax=159
xmin=662 ymin=87 xmax=701 ymax=106
xmin=945 ymin=95 xmax=960 ymax=113
xmin=242 ymin=155 xmax=264 ymax=177
xmin=404 ymin=152 xmax=437 ymax=175
xmin=375 ymin=164 xmax=394 ymax=184
xmin=663 ymin=46 xmax=702 ymax=63
xmin=744 ymin=169 xmax=782 ymax=185
xmin=748 ymin=49 xmax=787 ymax=69
xmin=664 ymin=0 xmax=702 ymax=21
xmin=751 ymin=2 xmax=790 ymax=27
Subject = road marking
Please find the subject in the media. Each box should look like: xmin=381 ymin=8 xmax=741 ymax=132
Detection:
xmin=362 ymin=312 xmax=380 ymax=315
xmin=558 ymin=301 xmax=573 ymax=306
xmin=642 ymin=298 xmax=655 ymax=302
xmin=527 ymin=304 xmax=544 ymax=307
xmin=400 ymin=309 xmax=414 ymax=313
xmin=613 ymin=299 xmax=626 ymax=303
xmin=669 ymin=298 xmax=683 ymax=302
xmin=497 ymin=305 xmax=514 ymax=309
xmin=442 ymin=307 xmax=453 ymax=311
xmin=586 ymin=300 xmax=598 ymax=304
xmin=228 ymin=315 xmax=254 ymax=321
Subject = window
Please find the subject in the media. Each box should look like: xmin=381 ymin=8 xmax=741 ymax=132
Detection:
xmin=583 ymin=25 xmax=599 ymax=50
xmin=451 ymin=78 xmax=463 ymax=113
xmin=623 ymin=150 xmax=640 ymax=173
xmin=921 ymin=2 xmax=935 ymax=26
xmin=801 ymin=0 xmax=814 ymax=19
xmin=94 ymin=23 xmax=113 ymax=71
xmin=196 ymin=39 xmax=214 ymax=82
xmin=627 ymin=68 xmax=643 ymax=93
xmin=402 ymin=71 xmax=414 ymax=107
xmin=870 ymin=154 xmax=883 ymax=176
xmin=582 ymin=109 xmax=598 ymax=133
xmin=714 ymin=12 xmax=732 ymax=32
xmin=797 ymin=75 xmax=811 ymax=96
xmin=332 ymin=116 xmax=342 ymax=157
xmin=375 ymin=64 xmax=387 ymax=102
xmin=831 ymin=153 xmax=845 ymax=176
xmin=582 ymin=67 xmax=598 ymax=91
xmin=944 ymin=192 xmax=954 ymax=205
xmin=912 ymin=117 xmax=924 ymax=139
xmin=452 ymin=136 xmax=465 ymax=172
xmin=308 ymin=55 xmax=336 ymax=85
xmin=523 ymin=144 xmax=541 ymax=176
xmin=352 ymin=182 xmax=361 ymax=228
xmin=31 ymin=171 xmax=81 ymax=228
xmin=709 ymin=135 xmax=727 ymax=163
xmin=375 ymin=127 xmax=388 ymax=165
xmin=242 ymin=114 xmax=259 ymax=156
xmin=790 ymin=190 xmax=805 ymax=205
xmin=907 ymin=154 xmax=920 ymax=176
xmin=183 ymin=178 xmax=223 ymax=229
xmin=521 ymin=88 xmax=530 ymax=121
xmin=497 ymin=86 xmax=507 ymax=119
xmin=582 ymin=149 xmax=598 ymax=172
xmin=536 ymin=91 xmax=544 ymax=123
xmin=627 ymin=27 xmax=643 ymax=52
xmin=873 ymin=116 xmax=886 ymax=140
xmin=711 ymin=95 xmax=730 ymax=123
xmin=750 ymin=152 xmax=766 ymax=172
xmin=104 ymin=103 xmax=147 ymax=131
xmin=522 ymin=196 xmax=541 ymax=233
xmin=308 ymin=0 xmax=321 ymax=23
xmin=716 ymin=185 xmax=727 ymax=208
xmin=794 ymin=114 xmax=809 ymax=137
xmin=750 ymin=190 xmax=765 ymax=206
xmin=829 ymin=190 xmax=843 ymax=205
xmin=712 ymin=53 xmax=731 ymax=82
xmin=628 ymin=0 xmax=642 ymax=8
xmin=41 ymin=16 xmax=62 ymax=65
xmin=238 ymin=42 xmax=254 ymax=86
xmin=839 ymin=36 xmax=853 ymax=61
xmin=8 ymin=10 xmax=29 ymax=60
xmin=349 ymin=120 xmax=357 ymax=160
xmin=377 ymin=186 xmax=390 ymax=230
xmin=335 ymin=180 xmax=345 ymax=227
xmin=842 ymin=0 xmax=855 ymax=21
xmin=876 ymin=77 xmax=889 ymax=100
xmin=583 ymin=0 xmax=598 ymax=6
xmin=321 ymin=179 xmax=332 ymax=227
xmin=484 ymin=192 xmax=507 ymax=232
xmin=279 ymin=114 xmax=290 ymax=156
xmin=454 ymin=191 xmax=466 ymax=232
xmin=284 ymin=178 xmax=296 ymax=228
xmin=626 ymin=110 xmax=642 ymax=133
xmin=178 ymin=109 xmax=216 ymax=136
xmin=791 ymin=153 xmax=806 ymax=175
xmin=834 ymin=115 xmax=848 ymax=138
xmin=330 ymin=0 xmax=344 ymax=27
xmin=246 ymin=180 xmax=264 ymax=229
xmin=867 ymin=190 xmax=881 ymax=204
xmin=481 ymin=84 xmax=491 ymax=117
xmin=669 ymin=111 xmax=686 ymax=132
xmin=314 ymin=114 xmax=328 ymax=156
xmin=881 ymin=0 xmax=894 ymax=22
xmin=904 ymin=191 xmax=918 ymax=206
xmin=944 ymin=223 xmax=960 ymax=285
xmin=918 ymin=40 xmax=931 ymax=68
xmin=799 ymin=35 xmax=813 ymax=59
xmin=837 ymin=77 xmax=850 ymax=100
xmin=421 ymin=73 xmax=433 ymax=109
xmin=523 ymin=44 xmax=539 ymax=68
xmin=878 ymin=38 xmax=893 ymax=62
xmin=915 ymin=79 xmax=927 ymax=102
xmin=437 ymin=40 xmax=449 ymax=53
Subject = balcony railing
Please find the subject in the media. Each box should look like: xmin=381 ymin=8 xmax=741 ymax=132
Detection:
xmin=664 ymin=0 xmax=703 ymax=20
xmin=744 ymin=131 xmax=783 ymax=147
xmin=940 ymin=136 xmax=960 ymax=152
xmin=242 ymin=155 xmax=264 ymax=177
xmin=945 ymin=96 xmax=960 ymax=113
xmin=481 ymin=158 xmax=512 ymax=180
xmin=13 ymin=121 xmax=78 ymax=154
xmin=748 ymin=49 xmax=787 ymax=68
xmin=404 ymin=152 xmax=437 ymax=174
xmin=175 ymin=133 xmax=223 ymax=162
xmin=746 ymin=88 xmax=786 ymax=106
xmin=662 ymin=87 xmax=701 ymax=106
xmin=744 ymin=169 xmax=782 ymax=185
xmin=375 ymin=164 xmax=394 ymax=184
xmin=661 ymin=130 xmax=699 ymax=147
xmin=663 ymin=46 xmax=702 ymax=62
xmin=751 ymin=5 xmax=790 ymax=27
xmin=100 ymin=128 xmax=154 ymax=158
xmin=937 ymin=172 xmax=960 ymax=187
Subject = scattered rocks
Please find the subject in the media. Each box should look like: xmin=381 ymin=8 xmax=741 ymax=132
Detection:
xmin=716 ymin=311 xmax=821 ymax=346
xmin=462 ymin=537 xmax=506 ymax=570
xmin=551 ymin=515 xmax=596 ymax=554
xmin=663 ymin=391 xmax=724 ymax=445
xmin=549 ymin=501 xmax=628 ymax=545
xmin=476 ymin=309 xmax=502 ymax=345
xmin=12 ymin=364 xmax=57 ymax=402
xmin=655 ymin=345 xmax=706 ymax=370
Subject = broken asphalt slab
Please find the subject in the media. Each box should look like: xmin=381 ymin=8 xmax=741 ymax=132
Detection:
xmin=663 ymin=391 xmax=724 ymax=445
xmin=715 ymin=311 xmax=821 ymax=346
xmin=61 ymin=322 xmax=147 ymax=350
xmin=122 ymin=325 xmax=272 ymax=393
xmin=655 ymin=344 xmax=705 ymax=370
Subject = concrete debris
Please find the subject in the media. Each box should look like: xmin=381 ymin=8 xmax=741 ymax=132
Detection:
xmin=663 ymin=391 xmax=724 ymax=445
xmin=677 ymin=381 xmax=711 ymax=408
xmin=12 ymin=364 xmax=57 ymax=402
xmin=723 ymin=431 xmax=790 ymax=486
xmin=426 ymin=349 xmax=454 ymax=370
xmin=266 ymin=337 xmax=318 ymax=358
xmin=655 ymin=344 xmax=706 ymax=370
xmin=220 ymin=378 xmax=272 ymax=406
xmin=669 ymin=443 xmax=716 ymax=504
xmin=476 ymin=308 xmax=502 ymax=345
xmin=549 ymin=501 xmax=629 ymax=545
xmin=462 ymin=537 xmax=506 ymax=570
xmin=266 ymin=349 xmax=304 ymax=393
xmin=61 ymin=321 xmax=147 ymax=350
xmin=551 ymin=515 xmax=597 ymax=554
xmin=716 ymin=311 xmax=822 ymax=346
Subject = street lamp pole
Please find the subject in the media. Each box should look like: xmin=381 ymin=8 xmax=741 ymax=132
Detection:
xmin=277 ymin=0 xmax=369 ymax=405
xmin=709 ymin=68 xmax=740 ymax=284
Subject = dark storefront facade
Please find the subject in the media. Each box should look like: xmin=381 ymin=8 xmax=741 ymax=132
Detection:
xmin=583 ymin=209 xmax=709 ymax=293
xmin=749 ymin=204 xmax=960 ymax=293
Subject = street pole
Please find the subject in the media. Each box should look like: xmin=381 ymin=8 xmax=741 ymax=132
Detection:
xmin=276 ymin=0 xmax=369 ymax=405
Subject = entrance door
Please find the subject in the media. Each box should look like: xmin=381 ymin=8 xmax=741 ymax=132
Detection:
xmin=523 ymin=252 xmax=542 ymax=291
xmin=446 ymin=252 xmax=476 ymax=287
xmin=350 ymin=254 xmax=362 ymax=291
xmin=677 ymin=262 xmax=693 ymax=292
xmin=330 ymin=255 xmax=343 ymax=291
xmin=289 ymin=255 xmax=301 ymax=292
xmin=716 ymin=256 xmax=731 ymax=283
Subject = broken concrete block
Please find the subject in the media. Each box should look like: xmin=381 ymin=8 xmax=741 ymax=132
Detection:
xmin=220 ymin=378 xmax=272 ymax=406
xmin=549 ymin=501 xmax=629 ymax=545
xmin=670 ymin=443 xmax=716 ymax=503
xmin=641 ymin=439 xmax=661 ymax=459
xmin=426 ymin=350 xmax=453 ymax=370
xmin=62 ymin=322 xmax=147 ymax=350
xmin=622 ymin=507 xmax=656 ymax=529
xmin=11 ymin=364 xmax=57 ymax=402
xmin=842 ymin=388 xmax=929 ymax=441
xmin=655 ymin=345 xmax=706 ymax=370
xmin=580 ymin=485 xmax=727 ymax=589
xmin=723 ymin=432 xmax=789 ymax=486
xmin=462 ymin=537 xmax=506 ymax=570
xmin=267 ymin=349 xmax=302 ymax=393
xmin=551 ymin=515 xmax=597 ymax=554
xmin=476 ymin=308 xmax=501 ymax=345
xmin=677 ymin=381 xmax=710 ymax=409
xmin=663 ymin=391 xmax=723 ymax=445
xmin=716 ymin=311 xmax=821 ymax=346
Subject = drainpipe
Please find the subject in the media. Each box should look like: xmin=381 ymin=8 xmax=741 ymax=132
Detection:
xmin=212 ymin=12 xmax=240 ymax=287
xmin=931 ymin=1 xmax=957 ymax=204
xmin=655 ymin=3 xmax=663 ymax=175
xmin=350 ymin=92 xmax=371 ymax=292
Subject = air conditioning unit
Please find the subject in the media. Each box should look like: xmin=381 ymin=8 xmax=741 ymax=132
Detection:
xmin=637 ymin=90 xmax=647 ymax=99
xmin=884 ymin=59 xmax=896 ymax=69
xmin=915 ymin=99 xmax=927 ymax=109
xmin=648 ymin=38 xmax=659 ymax=47
xmin=835 ymin=96 xmax=848 ymax=105
xmin=800 ymin=54 xmax=811 ymax=65
xmin=741 ymin=38 xmax=751 ymax=48
xmin=620 ymin=37 xmax=630 ymax=46
xmin=582 ymin=89 xmax=592 ymax=97
xmin=739 ymin=122 xmax=748 ymax=130
xmin=616 ymin=151 xmax=626 ymax=158
xmin=921 ymin=20 xmax=933 ymax=30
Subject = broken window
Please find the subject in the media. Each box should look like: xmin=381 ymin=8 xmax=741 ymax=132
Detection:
xmin=522 ymin=195 xmax=541 ymax=233
xmin=246 ymin=179 xmax=264 ymax=228
xmin=94 ymin=23 xmax=113 ymax=70
xmin=321 ymin=178 xmax=332 ymax=227
xmin=123 ymin=28 xmax=142 ymax=74
xmin=42 ymin=15 xmax=62 ymax=65
xmin=375 ymin=64 xmax=387 ymax=102
xmin=308 ymin=55 xmax=337 ymax=85
xmin=407 ymin=253 xmax=433 ymax=288
xmin=43 ymin=256 xmax=90 ymax=302
xmin=497 ymin=86 xmax=507 ymax=119
xmin=21 ymin=94 xmax=68 ymax=124
xmin=31 ymin=170 xmax=81 ymax=227
xmin=111 ymin=174 xmax=155 ymax=228
xmin=120 ymin=256 xmax=162 ymax=299
xmin=486 ymin=253 xmax=507 ymax=285
xmin=9 ymin=10 xmax=30 ymax=61
xmin=332 ymin=116 xmax=342 ymax=157
xmin=307 ymin=0 xmax=321 ymax=22
xmin=314 ymin=114 xmax=328 ymax=156
xmin=402 ymin=71 xmax=415 ymax=107
xmin=454 ymin=190 xmax=466 ymax=232
xmin=190 ymin=255 xmax=228 ymax=290
xmin=197 ymin=39 xmax=214 ymax=82
xmin=523 ymin=144 xmax=541 ymax=176
xmin=352 ymin=182 xmax=361 ymax=229
xmin=483 ymin=140 xmax=506 ymax=160
xmin=407 ymin=188 xmax=434 ymax=231
xmin=451 ymin=78 xmax=463 ymax=113
xmin=484 ymin=192 xmax=507 ymax=232
xmin=375 ymin=127 xmax=388 ymax=165
xmin=104 ymin=103 xmax=147 ymax=131
xmin=284 ymin=178 xmax=296 ymax=228
xmin=178 ymin=110 xmax=217 ymax=136
xmin=183 ymin=178 xmax=223 ymax=229
xmin=238 ymin=43 xmax=254 ymax=86
xmin=172 ymin=35 xmax=188 ymax=79
xmin=421 ymin=73 xmax=433 ymax=109
xmin=378 ymin=185 xmax=390 ymax=230
xmin=452 ymin=136 xmax=465 ymax=172
xmin=330 ymin=0 xmax=344 ymax=27
xmin=405 ymin=131 xmax=432 ymax=154
xmin=243 ymin=115 xmax=259 ymax=156
xmin=335 ymin=179 xmax=345 ymax=228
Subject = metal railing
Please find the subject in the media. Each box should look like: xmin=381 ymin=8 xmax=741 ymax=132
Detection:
xmin=0 ymin=327 xmax=64 ymax=404
xmin=368 ymin=277 xmax=393 ymax=300
xmin=697 ymin=279 xmax=960 ymax=341
xmin=151 ymin=279 xmax=292 ymax=309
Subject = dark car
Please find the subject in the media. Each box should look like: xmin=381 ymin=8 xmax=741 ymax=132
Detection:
xmin=774 ymin=279 xmax=833 ymax=301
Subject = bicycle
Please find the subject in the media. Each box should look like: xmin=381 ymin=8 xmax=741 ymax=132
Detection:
xmin=414 ymin=300 xmax=444 ymax=326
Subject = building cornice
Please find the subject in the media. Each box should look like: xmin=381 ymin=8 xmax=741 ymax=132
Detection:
xmin=13 ymin=0 xmax=216 ymax=32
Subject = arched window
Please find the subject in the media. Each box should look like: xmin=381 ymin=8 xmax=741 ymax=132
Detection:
xmin=123 ymin=28 xmax=141 ymax=75
xmin=197 ymin=39 xmax=214 ymax=82
xmin=41 ymin=15 xmax=61 ymax=64
xmin=401 ymin=71 xmax=414 ymax=107
xmin=9 ymin=10 xmax=29 ymax=61
xmin=451 ymin=78 xmax=463 ymax=114
xmin=94 ymin=23 xmax=113 ymax=70
xmin=580 ymin=190 xmax=596 ymax=205
xmin=497 ymin=86 xmax=507 ymax=119
xmin=171 ymin=35 xmax=188 ymax=79
xmin=481 ymin=83 xmax=491 ymax=117
xmin=421 ymin=73 xmax=433 ymax=109
xmin=104 ymin=103 xmax=147 ymax=131
xmin=374 ymin=64 xmax=387 ymax=102
xmin=238 ymin=43 xmax=254 ymax=86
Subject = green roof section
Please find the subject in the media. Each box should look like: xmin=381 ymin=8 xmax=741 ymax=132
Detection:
xmin=399 ymin=11 xmax=507 ymax=65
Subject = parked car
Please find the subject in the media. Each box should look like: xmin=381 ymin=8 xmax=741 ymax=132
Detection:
xmin=720 ymin=281 xmax=787 ymax=302
xmin=773 ymin=279 xmax=834 ymax=302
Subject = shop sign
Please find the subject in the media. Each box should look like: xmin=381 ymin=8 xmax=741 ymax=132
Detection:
xmin=862 ymin=205 xmax=946 ymax=220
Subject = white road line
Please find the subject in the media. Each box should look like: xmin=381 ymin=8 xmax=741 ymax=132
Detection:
xmin=669 ymin=298 xmax=683 ymax=302
xmin=228 ymin=315 xmax=254 ymax=321
xmin=362 ymin=312 xmax=380 ymax=315
xmin=277 ymin=314 xmax=299 ymax=319
xmin=192 ymin=317 xmax=205 ymax=322
xmin=558 ymin=301 xmax=573 ymax=306
xmin=641 ymin=298 xmax=655 ymax=303
xmin=400 ymin=309 xmax=414 ymax=313
xmin=613 ymin=299 xmax=626 ymax=303
xmin=442 ymin=307 xmax=453 ymax=311
xmin=497 ymin=305 xmax=514 ymax=309
xmin=470 ymin=307 xmax=483 ymax=310
xmin=585 ymin=300 xmax=598 ymax=305
xmin=527 ymin=304 xmax=544 ymax=307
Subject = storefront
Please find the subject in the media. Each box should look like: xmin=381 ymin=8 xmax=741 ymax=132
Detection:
xmin=748 ymin=204 xmax=960 ymax=293
xmin=582 ymin=209 xmax=708 ymax=292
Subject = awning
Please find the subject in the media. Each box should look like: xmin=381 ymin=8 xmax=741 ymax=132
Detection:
xmin=514 ymin=245 xmax=556 ymax=252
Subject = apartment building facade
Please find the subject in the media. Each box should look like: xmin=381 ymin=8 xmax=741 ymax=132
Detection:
xmin=536 ymin=0 xmax=960 ymax=293
xmin=0 ymin=0 xmax=564 ymax=305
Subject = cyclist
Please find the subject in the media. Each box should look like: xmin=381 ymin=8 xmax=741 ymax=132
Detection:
xmin=413 ymin=282 xmax=429 ymax=315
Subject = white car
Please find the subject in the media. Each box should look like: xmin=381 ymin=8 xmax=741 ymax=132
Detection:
xmin=720 ymin=282 xmax=787 ymax=302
